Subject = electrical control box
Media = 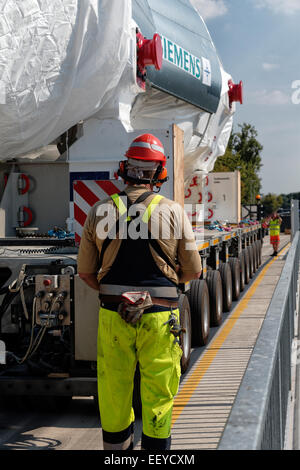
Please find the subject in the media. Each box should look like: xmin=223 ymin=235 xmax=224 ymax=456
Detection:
xmin=34 ymin=274 xmax=71 ymax=327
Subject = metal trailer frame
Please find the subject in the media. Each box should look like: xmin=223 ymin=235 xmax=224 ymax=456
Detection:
xmin=196 ymin=224 xmax=264 ymax=278
xmin=0 ymin=224 xmax=264 ymax=399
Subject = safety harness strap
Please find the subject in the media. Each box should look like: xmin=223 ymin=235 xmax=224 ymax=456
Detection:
xmin=142 ymin=194 xmax=163 ymax=223
xmin=98 ymin=190 xmax=176 ymax=272
xmin=99 ymin=190 xmax=155 ymax=269
xmin=110 ymin=193 xmax=128 ymax=216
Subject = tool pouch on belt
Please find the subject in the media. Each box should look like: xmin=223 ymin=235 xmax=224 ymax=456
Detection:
xmin=117 ymin=291 xmax=153 ymax=325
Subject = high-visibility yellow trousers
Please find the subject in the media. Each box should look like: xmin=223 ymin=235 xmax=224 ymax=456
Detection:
xmin=97 ymin=307 xmax=182 ymax=450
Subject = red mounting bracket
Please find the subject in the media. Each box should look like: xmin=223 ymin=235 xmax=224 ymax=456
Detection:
xmin=228 ymin=80 xmax=243 ymax=106
xmin=136 ymin=31 xmax=163 ymax=89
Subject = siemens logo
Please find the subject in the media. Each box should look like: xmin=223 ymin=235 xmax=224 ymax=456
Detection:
xmin=160 ymin=35 xmax=211 ymax=86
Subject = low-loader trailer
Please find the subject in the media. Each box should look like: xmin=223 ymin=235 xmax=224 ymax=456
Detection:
xmin=0 ymin=0 xmax=256 ymax=406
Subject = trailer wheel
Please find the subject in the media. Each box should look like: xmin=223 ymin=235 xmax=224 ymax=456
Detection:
xmin=252 ymin=243 xmax=258 ymax=271
xmin=238 ymin=251 xmax=245 ymax=292
xmin=254 ymin=240 xmax=261 ymax=267
xmin=229 ymin=258 xmax=241 ymax=301
xmin=186 ymin=279 xmax=210 ymax=347
xmin=179 ymin=294 xmax=192 ymax=373
xmin=219 ymin=262 xmax=232 ymax=312
xmin=258 ymin=240 xmax=263 ymax=264
xmin=256 ymin=240 xmax=262 ymax=266
xmin=206 ymin=270 xmax=223 ymax=326
xmin=243 ymin=248 xmax=250 ymax=284
xmin=248 ymin=245 xmax=254 ymax=278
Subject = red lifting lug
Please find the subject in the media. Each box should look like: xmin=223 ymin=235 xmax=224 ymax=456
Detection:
xmin=136 ymin=30 xmax=163 ymax=89
xmin=228 ymin=80 xmax=243 ymax=106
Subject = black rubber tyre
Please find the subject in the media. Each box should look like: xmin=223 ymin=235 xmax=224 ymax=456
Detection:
xmin=252 ymin=243 xmax=258 ymax=272
xmin=219 ymin=262 xmax=232 ymax=313
xmin=259 ymin=240 xmax=263 ymax=265
xmin=238 ymin=250 xmax=246 ymax=292
xmin=186 ymin=279 xmax=210 ymax=347
xmin=179 ymin=294 xmax=192 ymax=374
xmin=206 ymin=270 xmax=223 ymax=327
xmin=243 ymin=248 xmax=250 ymax=285
xmin=248 ymin=245 xmax=254 ymax=278
xmin=256 ymin=240 xmax=262 ymax=266
xmin=255 ymin=240 xmax=260 ymax=270
xmin=229 ymin=257 xmax=241 ymax=301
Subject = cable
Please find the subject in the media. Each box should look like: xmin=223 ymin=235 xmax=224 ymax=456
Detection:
xmin=28 ymin=326 xmax=47 ymax=358
xmin=26 ymin=292 xmax=60 ymax=360
xmin=19 ymin=284 xmax=29 ymax=321
xmin=15 ymin=296 xmax=37 ymax=364
xmin=8 ymin=264 xmax=26 ymax=293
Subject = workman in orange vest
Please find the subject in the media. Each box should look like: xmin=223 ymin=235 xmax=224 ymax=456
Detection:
xmin=77 ymin=133 xmax=202 ymax=451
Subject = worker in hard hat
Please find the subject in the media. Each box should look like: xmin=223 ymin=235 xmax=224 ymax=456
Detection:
xmin=77 ymin=133 xmax=202 ymax=451
xmin=268 ymin=212 xmax=282 ymax=256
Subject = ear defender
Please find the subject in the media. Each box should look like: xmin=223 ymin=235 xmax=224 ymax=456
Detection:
xmin=117 ymin=160 xmax=168 ymax=187
xmin=155 ymin=166 xmax=168 ymax=188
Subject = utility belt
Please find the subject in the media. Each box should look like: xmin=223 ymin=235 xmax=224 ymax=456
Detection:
xmin=98 ymin=284 xmax=180 ymax=326
xmin=99 ymin=284 xmax=178 ymax=298
xmin=100 ymin=295 xmax=179 ymax=309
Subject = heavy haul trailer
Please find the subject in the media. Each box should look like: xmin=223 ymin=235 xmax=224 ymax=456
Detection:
xmin=183 ymin=224 xmax=264 ymax=361
xmin=0 ymin=0 xmax=246 ymax=403
xmin=0 ymin=223 xmax=263 ymax=400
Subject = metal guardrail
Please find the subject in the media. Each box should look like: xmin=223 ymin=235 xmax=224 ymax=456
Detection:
xmin=218 ymin=231 xmax=300 ymax=450
xmin=291 ymin=199 xmax=300 ymax=239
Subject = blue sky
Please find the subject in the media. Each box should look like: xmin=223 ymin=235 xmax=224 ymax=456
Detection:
xmin=191 ymin=0 xmax=300 ymax=196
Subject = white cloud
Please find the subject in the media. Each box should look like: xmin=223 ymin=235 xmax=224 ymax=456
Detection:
xmin=248 ymin=89 xmax=290 ymax=105
xmin=190 ymin=0 xmax=228 ymax=20
xmin=254 ymin=0 xmax=300 ymax=15
xmin=262 ymin=63 xmax=280 ymax=71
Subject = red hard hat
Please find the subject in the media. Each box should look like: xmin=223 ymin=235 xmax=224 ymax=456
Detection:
xmin=125 ymin=134 xmax=166 ymax=166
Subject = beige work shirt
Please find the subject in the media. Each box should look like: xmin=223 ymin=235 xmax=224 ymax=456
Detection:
xmin=77 ymin=185 xmax=202 ymax=285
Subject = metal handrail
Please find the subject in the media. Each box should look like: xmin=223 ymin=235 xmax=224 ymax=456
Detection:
xmin=218 ymin=232 xmax=300 ymax=450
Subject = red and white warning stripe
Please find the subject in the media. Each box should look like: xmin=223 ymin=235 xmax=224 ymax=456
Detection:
xmin=73 ymin=179 xmax=125 ymax=244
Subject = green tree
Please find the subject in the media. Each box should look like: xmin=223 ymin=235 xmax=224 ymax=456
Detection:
xmin=213 ymin=123 xmax=263 ymax=204
xmin=280 ymin=192 xmax=300 ymax=210
xmin=261 ymin=193 xmax=283 ymax=216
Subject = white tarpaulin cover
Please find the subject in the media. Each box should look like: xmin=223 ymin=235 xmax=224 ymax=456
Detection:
xmin=0 ymin=0 xmax=133 ymax=160
xmin=0 ymin=0 xmax=235 ymax=182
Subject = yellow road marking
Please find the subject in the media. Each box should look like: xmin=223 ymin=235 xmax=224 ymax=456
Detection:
xmin=172 ymin=242 xmax=291 ymax=425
